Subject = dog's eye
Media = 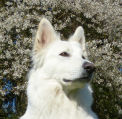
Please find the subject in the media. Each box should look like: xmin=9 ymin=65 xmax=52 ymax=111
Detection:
xmin=82 ymin=56 xmax=86 ymax=59
xmin=59 ymin=52 xmax=70 ymax=57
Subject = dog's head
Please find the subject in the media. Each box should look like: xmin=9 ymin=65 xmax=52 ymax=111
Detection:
xmin=32 ymin=18 xmax=95 ymax=90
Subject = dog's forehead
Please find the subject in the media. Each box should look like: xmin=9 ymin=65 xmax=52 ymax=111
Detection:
xmin=49 ymin=40 xmax=82 ymax=54
xmin=53 ymin=40 xmax=81 ymax=48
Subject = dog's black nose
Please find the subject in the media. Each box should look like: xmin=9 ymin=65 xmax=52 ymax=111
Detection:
xmin=83 ymin=62 xmax=95 ymax=74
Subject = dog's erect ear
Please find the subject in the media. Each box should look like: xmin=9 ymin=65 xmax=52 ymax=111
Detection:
xmin=33 ymin=18 xmax=57 ymax=52
xmin=69 ymin=26 xmax=87 ymax=56
xmin=70 ymin=26 xmax=85 ymax=48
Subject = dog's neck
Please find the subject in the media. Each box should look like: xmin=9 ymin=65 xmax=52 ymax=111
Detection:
xmin=28 ymin=69 xmax=94 ymax=119
xmin=40 ymin=83 xmax=93 ymax=118
xmin=29 ymin=68 xmax=93 ymax=108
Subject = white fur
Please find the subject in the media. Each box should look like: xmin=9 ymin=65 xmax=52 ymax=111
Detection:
xmin=20 ymin=18 xmax=98 ymax=119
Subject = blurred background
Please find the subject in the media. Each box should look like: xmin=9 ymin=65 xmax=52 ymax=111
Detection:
xmin=0 ymin=0 xmax=121 ymax=119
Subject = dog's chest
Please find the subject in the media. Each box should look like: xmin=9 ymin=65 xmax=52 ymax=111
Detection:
xmin=36 ymin=91 xmax=90 ymax=119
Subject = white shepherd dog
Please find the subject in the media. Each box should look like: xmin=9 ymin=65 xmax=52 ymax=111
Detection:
xmin=20 ymin=18 xmax=98 ymax=119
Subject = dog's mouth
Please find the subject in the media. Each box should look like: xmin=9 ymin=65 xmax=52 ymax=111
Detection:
xmin=63 ymin=77 xmax=90 ymax=83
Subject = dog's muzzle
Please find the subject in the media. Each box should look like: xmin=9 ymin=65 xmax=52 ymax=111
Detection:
xmin=63 ymin=62 xmax=95 ymax=83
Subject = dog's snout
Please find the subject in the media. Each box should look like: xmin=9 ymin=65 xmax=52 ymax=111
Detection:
xmin=83 ymin=62 xmax=95 ymax=74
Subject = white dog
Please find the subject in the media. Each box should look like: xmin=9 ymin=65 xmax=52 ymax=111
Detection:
xmin=20 ymin=18 xmax=98 ymax=119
